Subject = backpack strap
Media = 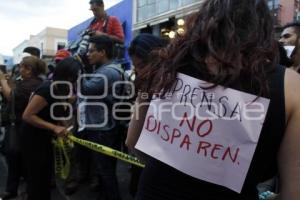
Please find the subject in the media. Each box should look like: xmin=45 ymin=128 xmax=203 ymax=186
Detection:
xmin=88 ymin=15 xmax=110 ymax=33
xmin=105 ymin=64 xmax=129 ymax=99
xmin=89 ymin=17 xmax=97 ymax=27
xmin=102 ymin=15 xmax=110 ymax=33
xmin=105 ymin=64 xmax=124 ymax=78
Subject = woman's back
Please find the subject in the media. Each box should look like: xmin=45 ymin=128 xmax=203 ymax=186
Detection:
xmin=15 ymin=78 xmax=43 ymax=122
xmin=127 ymin=1 xmax=300 ymax=199
xmin=135 ymin=64 xmax=286 ymax=200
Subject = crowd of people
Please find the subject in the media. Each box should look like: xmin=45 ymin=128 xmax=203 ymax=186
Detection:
xmin=0 ymin=0 xmax=300 ymax=200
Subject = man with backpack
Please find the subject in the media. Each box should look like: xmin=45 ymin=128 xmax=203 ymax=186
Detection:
xmin=64 ymin=2 xmax=126 ymax=195
xmin=72 ymin=0 xmax=125 ymax=72
xmin=88 ymin=0 xmax=124 ymax=43
xmin=78 ymin=35 xmax=124 ymax=200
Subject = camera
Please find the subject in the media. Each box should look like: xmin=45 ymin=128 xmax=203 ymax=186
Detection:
xmin=76 ymin=34 xmax=90 ymax=56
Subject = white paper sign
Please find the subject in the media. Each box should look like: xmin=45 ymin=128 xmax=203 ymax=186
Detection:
xmin=135 ymin=73 xmax=270 ymax=193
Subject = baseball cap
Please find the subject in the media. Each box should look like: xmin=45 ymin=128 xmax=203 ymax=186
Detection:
xmin=55 ymin=49 xmax=71 ymax=62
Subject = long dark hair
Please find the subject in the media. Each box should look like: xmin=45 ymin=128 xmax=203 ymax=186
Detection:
xmin=129 ymin=33 xmax=168 ymax=62
xmin=137 ymin=0 xmax=278 ymax=96
xmin=52 ymin=57 xmax=81 ymax=82
xmin=52 ymin=57 xmax=82 ymax=96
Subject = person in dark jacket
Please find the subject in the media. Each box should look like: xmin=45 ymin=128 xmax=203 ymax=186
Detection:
xmin=0 ymin=56 xmax=46 ymax=199
xmin=78 ymin=35 xmax=123 ymax=200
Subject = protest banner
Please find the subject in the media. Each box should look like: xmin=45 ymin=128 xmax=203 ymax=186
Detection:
xmin=135 ymin=73 xmax=270 ymax=193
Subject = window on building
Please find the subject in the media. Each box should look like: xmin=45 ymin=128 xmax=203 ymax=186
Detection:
xmin=267 ymin=0 xmax=279 ymax=10
xmin=181 ymin=0 xmax=197 ymax=6
xmin=267 ymin=0 xmax=280 ymax=25
xmin=170 ymin=0 xmax=179 ymax=10
xmin=137 ymin=0 xmax=198 ymax=23
xmin=138 ymin=0 xmax=147 ymax=7
xmin=157 ymin=0 xmax=169 ymax=14
xmin=148 ymin=3 xmax=156 ymax=18
xmin=57 ymin=42 xmax=66 ymax=50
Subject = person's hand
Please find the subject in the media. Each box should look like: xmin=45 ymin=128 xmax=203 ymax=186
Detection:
xmin=0 ymin=74 xmax=5 ymax=81
xmin=0 ymin=70 xmax=6 ymax=80
xmin=0 ymin=71 xmax=9 ymax=81
xmin=53 ymin=125 xmax=68 ymax=138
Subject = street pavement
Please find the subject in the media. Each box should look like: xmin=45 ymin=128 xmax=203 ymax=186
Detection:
xmin=0 ymin=152 xmax=134 ymax=200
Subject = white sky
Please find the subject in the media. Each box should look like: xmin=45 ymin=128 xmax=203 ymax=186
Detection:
xmin=0 ymin=0 xmax=122 ymax=56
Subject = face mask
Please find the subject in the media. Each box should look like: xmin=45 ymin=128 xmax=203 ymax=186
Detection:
xmin=284 ymin=45 xmax=296 ymax=58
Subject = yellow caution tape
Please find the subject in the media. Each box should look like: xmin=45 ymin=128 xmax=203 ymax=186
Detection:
xmin=53 ymin=140 xmax=63 ymax=177
xmin=53 ymin=138 xmax=71 ymax=179
xmin=68 ymin=135 xmax=145 ymax=168
xmin=54 ymin=126 xmax=145 ymax=179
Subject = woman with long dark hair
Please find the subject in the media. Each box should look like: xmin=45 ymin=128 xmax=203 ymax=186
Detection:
xmin=127 ymin=33 xmax=168 ymax=197
xmin=127 ymin=0 xmax=300 ymax=199
xmin=21 ymin=57 xmax=81 ymax=200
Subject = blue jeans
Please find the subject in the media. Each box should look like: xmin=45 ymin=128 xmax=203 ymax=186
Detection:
xmin=84 ymin=128 xmax=122 ymax=200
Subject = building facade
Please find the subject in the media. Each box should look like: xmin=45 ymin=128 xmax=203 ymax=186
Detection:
xmin=268 ymin=0 xmax=300 ymax=26
xmin=1 ymin=55 xmax=14 ymax=70
xmin=133 ymin=0 xmax=202 ymax=38
xmin=12 ymin=40 xmax=29 ymax=64
xmin=132 ymin=0 xmax=300 ymax=38
xmin=13 ymin=27 xmax=68 ymax=64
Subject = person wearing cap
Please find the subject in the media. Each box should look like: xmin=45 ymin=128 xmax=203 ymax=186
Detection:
xmin=54 ymin=49 xmax=71 ymax=64
xmin=88 ymin=0 xmax=124 ymax=43
xmin=46 ymin=49 xmax=71 ymax=80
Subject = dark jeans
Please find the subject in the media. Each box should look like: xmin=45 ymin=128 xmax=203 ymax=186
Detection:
xmin=74 ymin=132 xmax=98 ymax=183
xmin=129 ymin=165 xmax=143 ymax=198
xmin=84 ymin=128 xmax=122 ymax=200
xmin=4 ymin=124 xmax=23 ymax=195
xmin=21 ymin=127 xmax=53 ymax=200
xmin=5 ymin=151 xmax=22 ymax=195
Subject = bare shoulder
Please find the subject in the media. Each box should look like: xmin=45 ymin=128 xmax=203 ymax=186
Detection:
xmin=284 ymin=68 xmax=300 ymax=120
xmin=279 ymin=68 xmax=300 ymax=200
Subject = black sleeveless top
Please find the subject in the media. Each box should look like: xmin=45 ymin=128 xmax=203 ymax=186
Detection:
xmin=136 ymin=65 xmax=286 ymax=200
